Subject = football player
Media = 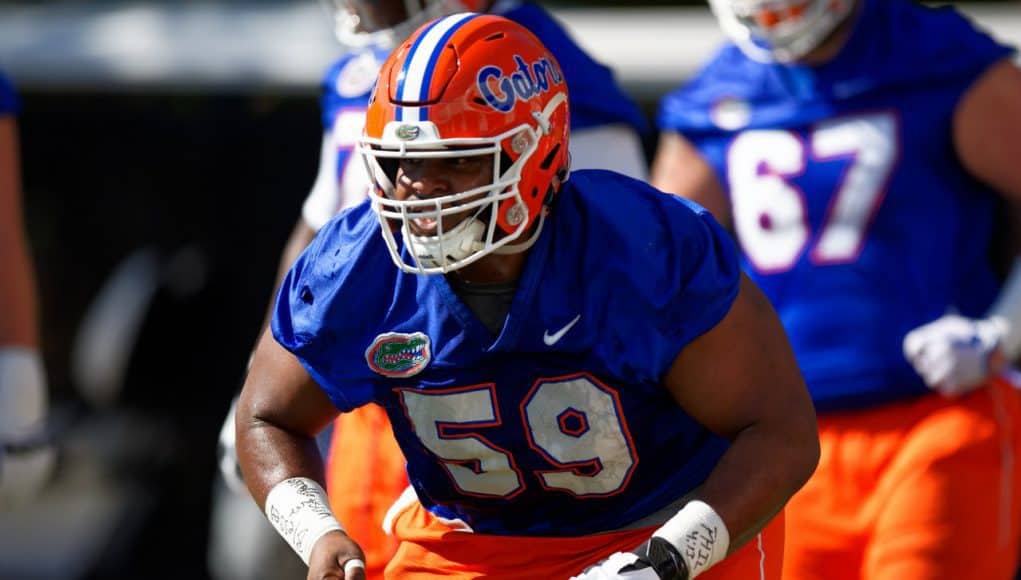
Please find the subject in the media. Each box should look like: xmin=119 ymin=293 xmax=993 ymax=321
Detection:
xmin=652 ymin=0 xmax=1021 ymax=577
xmin=0 ymin=70 xmax=56 ymax=510
xmin=235 ymin=13 xmax=819 ymax=580
xmin=214 ymin=1 xmax=650 ymax=578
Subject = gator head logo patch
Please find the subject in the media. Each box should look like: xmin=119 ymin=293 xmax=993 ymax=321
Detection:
xmin=395 ymin=124 xmax=420 ymax=140
xmin=366 ymin=332 xmax=431 ymax=377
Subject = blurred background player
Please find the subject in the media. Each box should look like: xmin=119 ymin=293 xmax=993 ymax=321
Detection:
xmin=651 ymin=0 xmax=1021 ymax=577
xmin=236 ymin=12 xmax=818 ymax=579
xmin=210 ymin=2 xmax=649 ymax=579
xmin=0 ymin=69 xmax=56 ymax=511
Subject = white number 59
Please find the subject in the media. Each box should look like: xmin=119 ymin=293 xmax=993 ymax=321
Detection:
xmin=399 ymin=374 xmax=637 ymax=499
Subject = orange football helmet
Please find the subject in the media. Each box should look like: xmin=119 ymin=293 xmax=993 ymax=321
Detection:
xmin=323 ymin=0 xmax=490 ymax=49
xmin=359 ymin=12 xmax=570 ymax=274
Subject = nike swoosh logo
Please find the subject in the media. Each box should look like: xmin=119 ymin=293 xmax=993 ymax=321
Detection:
xmin=543 ymin=314 xmax=581 ymax=346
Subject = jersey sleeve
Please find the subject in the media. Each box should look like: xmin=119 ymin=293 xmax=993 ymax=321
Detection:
xmin=640 ymin=193 xmax=742 ymax=376
xmin=655 ymin=44 xmax=746 ymax=138
xmin=0 ymin=72 xmax=20 ymax=116
xmin=271 ymin=204 xmax=382 ymax=412
xmin=657 ymin=83 xmax=709 ymax=136
xmin=270 ymin=215 xmax=357 ymax=410
xmin=873 ymin=0 xmax=1016 ymax=99
xmin=567 ymin=172 xmax=742 ymax=380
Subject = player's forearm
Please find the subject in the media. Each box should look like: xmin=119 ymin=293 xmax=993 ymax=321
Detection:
xmin=696 ymin=417 xmax=819 ymax=552
xmin=0 ymin=228 xmax=40 ymax=347
xmin=236 ymin=408 xmax=355 ymax=567
xmin=235 ymin=409 xmax=327 ymax=509
xmin=236 ymin=330 xmax=338 ymax=506
xmin=621 ymin=418 xmax=817 ymax=580
xmin=659 ymin=274 xmax=819 ymax=553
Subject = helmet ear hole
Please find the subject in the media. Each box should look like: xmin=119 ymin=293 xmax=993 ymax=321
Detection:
xmin=539 ymin=143 xmax=561 ymax=170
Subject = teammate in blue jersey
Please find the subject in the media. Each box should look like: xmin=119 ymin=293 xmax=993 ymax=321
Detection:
xmin=213 ymin=2 xmax=650 ymax=578
xmin=651 ymin=0 xmax=1021 ymax=577
xmin=0 ymin=72 xmax=55 ymax=511
xmin=235 ymin=13 xmax=818 ymax=580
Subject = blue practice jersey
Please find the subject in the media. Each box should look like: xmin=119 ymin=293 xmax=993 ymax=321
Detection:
xmin=273 ymin=170 xmax=739 ymax=536
xmin=0 ymin=72 xmax=19 ymax=115
xmin=658 ymin=0 xmax=1015 ymax=412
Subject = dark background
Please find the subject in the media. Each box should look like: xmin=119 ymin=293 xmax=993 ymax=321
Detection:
xmin=18 ymin=92 xmax=320 ymax=579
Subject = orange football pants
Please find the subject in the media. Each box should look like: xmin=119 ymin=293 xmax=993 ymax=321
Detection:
xmin=326 ymin=406 xmax=785 ymax=579
xmin=384 ymin=495 xmax=784 ymax=579
xmin=326 ymin=403 xmax=408 ymax=580
xmin=783 ymin=376 xmax=1021 ymax=580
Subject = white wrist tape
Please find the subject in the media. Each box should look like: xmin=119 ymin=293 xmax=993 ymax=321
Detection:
xmin=0 ymin=348 xmax=48 ymax=442
xmin=264 ymin=477 xmax=345 ymax=565
xmin=653 ymin=500 xmax=730 ymax=578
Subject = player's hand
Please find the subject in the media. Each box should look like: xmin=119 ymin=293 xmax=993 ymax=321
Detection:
xmin=306 ymin=530 xmax=366 ymax=580
xmin=903 ymin=314 xmax=1007 ymax=397
xmin=571 ymin=538 xmax=689 ymax=580
xmin=216 ymin=395 xmax=247 ymax=493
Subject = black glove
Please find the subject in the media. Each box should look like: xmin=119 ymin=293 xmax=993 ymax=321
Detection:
xmin=621 ymin=537 xmax=690 ymax=580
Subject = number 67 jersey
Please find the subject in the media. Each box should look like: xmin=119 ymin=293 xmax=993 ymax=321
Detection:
xmin=658 ymin=0 xmax=1016 ymax=412
xmin=272 ymin=171 xmax=741 ymax=537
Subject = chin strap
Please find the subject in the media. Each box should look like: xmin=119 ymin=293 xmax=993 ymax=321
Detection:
xmin=493 ymin=210 xmax=546 ymax=255
xmin=406 ymin=217 xmax=487 ymax=270
xmin=493 ymin=162 xmax=565 ymax=257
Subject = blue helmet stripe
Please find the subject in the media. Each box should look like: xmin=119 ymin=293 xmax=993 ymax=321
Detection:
xmin=395 ymin=13 xmax=480 ymax=123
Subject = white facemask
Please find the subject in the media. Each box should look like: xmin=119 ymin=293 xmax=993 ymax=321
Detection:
xmin=709 ymin=0 xmax=854 ymax=63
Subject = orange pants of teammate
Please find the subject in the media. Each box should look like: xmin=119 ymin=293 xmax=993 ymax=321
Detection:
xmin=385 ymin=498 xmax=784 ymax=579
xmin=783 ymin=376 xmax=1021 ymax=580
xmin=326 ymin=403 xmax=408 ymax=580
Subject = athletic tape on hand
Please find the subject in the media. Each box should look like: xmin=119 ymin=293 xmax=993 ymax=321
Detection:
xmin=344 ymin=558 xmax=366 ymax=576
xmin=653 ymin=500 xmax=729 ymax=578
